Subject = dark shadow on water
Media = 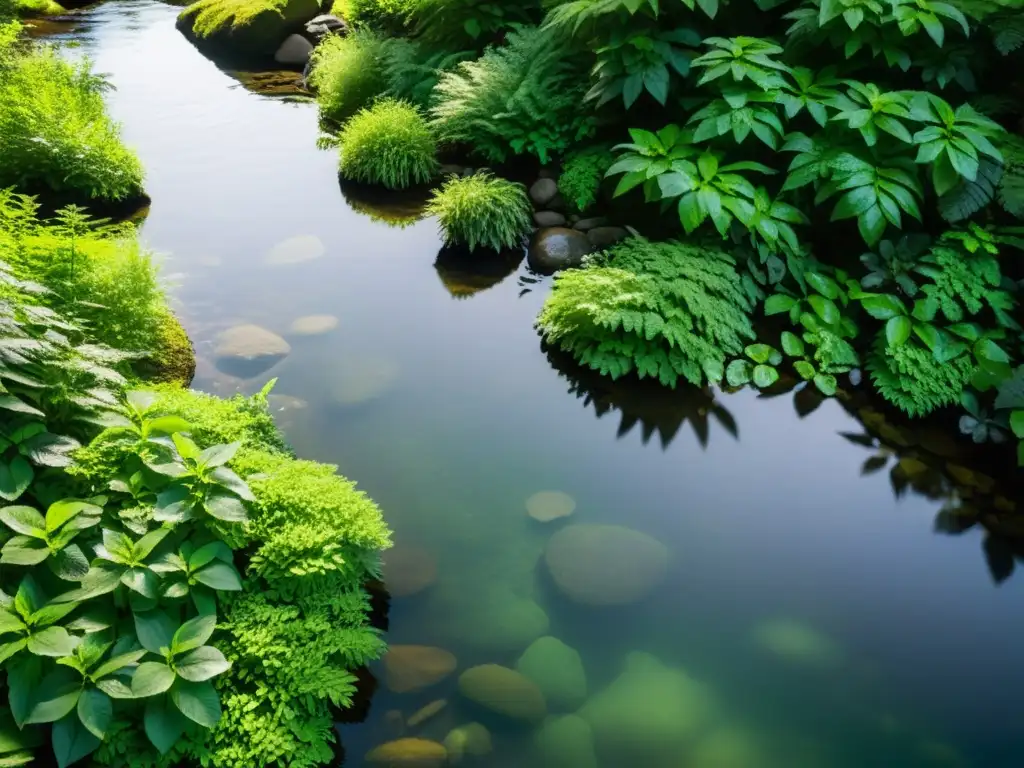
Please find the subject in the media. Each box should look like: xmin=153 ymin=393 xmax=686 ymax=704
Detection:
xmin=543 ymin=343 xmax=739 ymax=450
xmin=434 ymin=245 xmax=524 ymax=299
xmin=338 ymin=177 xmax=431 ymax=230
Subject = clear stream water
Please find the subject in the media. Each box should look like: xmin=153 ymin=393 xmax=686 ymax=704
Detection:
xmin=38 ymin=3 xmax=1024 ymax=765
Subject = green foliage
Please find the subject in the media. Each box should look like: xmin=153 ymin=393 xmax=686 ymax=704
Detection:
xmin=425 ymin=172 xmax=532 ymax=252
xmin=558 ymin=146 xmax=614 ymax=212
xmin=537 ymin=238 xmax=754 ymax=387
xmin=431 ymin=26 xmax=595 ymax=164
xmin=181 ymin=0 xmax=286 ymax=38
xmin=380 ymin=38 xmax=473 ymax=109
xmin=338 ymin=99 xmax=438 ymax=190
xmin=868 ymin=334 xmax=976 ymax=417
xmin=0 ymin=42 xmax=144 ymax=202
xmin=345 ymin=0 xmax=412 ymax=33
xmin=308 ymin=30 xmax=390 ymax=124
xmin=409 ymin=0 xmax=541 ymax=49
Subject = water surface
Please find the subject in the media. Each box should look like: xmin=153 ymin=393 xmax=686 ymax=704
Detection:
xmin=49 ymin=4 xmax=1024 ymax=765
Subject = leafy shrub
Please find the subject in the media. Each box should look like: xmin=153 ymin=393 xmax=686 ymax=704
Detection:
xmin=308 ymin=29 xmax=390 ymax=124
xmin=431 ymin=26 xmax=594 ymax=164
xmin=409 ymin=0 xmax=542 ymax=49
xmin=344 ymin=0 xmax=412 ymax=33
xmin=0 ymin=44 xmax=143 ymax=202
xmin=868 ymin=334 xmax=976 ymax=417
xmin=425 ymin=172 xmax=532 ymax=252
xmin=338 ymin=99 xmax=438 ymax=189
xmin=380 ymin=37 xmax=472 ymax=109
xmin=558 ymin=145 xmax=613 ymax=212
xmin=14 ymin=0 xmax=65 ymax=16
xmin=537 ymin=238 xmax=755 ymax=387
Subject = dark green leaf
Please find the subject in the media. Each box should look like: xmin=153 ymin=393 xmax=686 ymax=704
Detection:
xmin=193 ymin=562 xmax=242 ymax=592
xmin=144 ymin=697 xmax=189 ymax=754
xmin=76 ymin=689 xmax=111 ymax=740
xmin=202 ymin=491 xmax=247 ymax=524
xmin=174 ymin=646 xmax=230 ymax=682
xmin=132 ymin=663 xmax=175 ymax=698
xmin=26 ymin=669 xmax=81 ymax=724
xmin=170 ymin=680 xmax=221 ymax=728
xmin=51 ymin=713 xmax=100 ymax=768
xmin=0 ymin=458 xmax=33 ymax=502
xmin=753 ymin=365 xmax=779 ymax=388
xmin=172 ymin=614 xmax=216 ymax=655
xmin=886 ymin=316 xmax=912 ymax=347
xmin=134 ymin=610 xmax=176 ymax=655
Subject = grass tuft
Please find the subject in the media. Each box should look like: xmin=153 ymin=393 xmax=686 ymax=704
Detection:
xmin=426 ymin=172 xmax=532 ymax=252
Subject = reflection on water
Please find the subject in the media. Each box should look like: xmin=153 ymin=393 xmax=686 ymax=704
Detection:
xmin=48 ymin=2 xmax=1024 ymax=766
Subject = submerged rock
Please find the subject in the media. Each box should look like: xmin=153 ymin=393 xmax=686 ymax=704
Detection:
xmin=579 ymin=651 xmax=715 ymax=761
xmin=329 ymin=356 xmax=400 ymax=406
xmin=458 ymin=664 xmax=547 ymax=722
xmin=365 ymin=738 xmax=446 ymax=766
xmin=515 ymin=636 xmax=587 ymax=712
xmin=382 ymin=545 xmax=437 ymax=598
xmin=690 ymin=726 xmax=768 ymax=768
xmin=407 ymin=699 xmax=447 ymax=729
xmin=535 ymin=714 xmax=599 ymax=768
xmin=450 ymin=589 xmax=549 ymax=653
xmin=544 ymin=524 xmax=669 ymax=606
xmin=751 ymin=618 xmax=843 ymax=669
xmin=274 ymin=33 xmax=313 ymax=67
xmin=525 ymin=490 xmax=576 ymax=523
xmin=527 ymin=227 xmax=594 ymax=274
xmin=443 ymin=723 xmax=492 ymax=764
xmin=265 ymin=234 xmax=325 ymax=265
xmin=288 ymin=314 xmax=338 ymax=336
xmin=384 ymin=645 xmax=457 ymax=693
xmin=214 ymin=324 xmax=290 ymax=378
xmin=530 ymin=178 xmax=559 ymax=206
xmin=534 ymin=211 xmax=567 ymax=227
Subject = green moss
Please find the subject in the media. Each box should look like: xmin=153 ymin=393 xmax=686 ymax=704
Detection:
xmin=425 ymin=172 xmax=532 ymax=252
xmin=338 ymin=98 xmax=438 ymax=190
xmin=344 ymin=0 xmax=412 ymax=32
xmin=133 ymin=310 xmax=197 ymax=386
xmin=15 ymin=0 xmax=65 ymax=16
xmin=178 ymin=0 xmax=319 ymax=55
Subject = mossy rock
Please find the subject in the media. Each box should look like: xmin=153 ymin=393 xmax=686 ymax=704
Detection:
xmin=458 ymin=664 xmax=547 ymax=722
xmin=515 ymin=636 xmax=587 ymax=712
xmin=15 ymin=0 xmax=66 ymax=17
xmin=535 ymin=715 xmax=598 ymax=768
xmin=177 ymin=0 xmax=321 ymax=58
xmin=134 ymin=312 xmax=196 ymax=387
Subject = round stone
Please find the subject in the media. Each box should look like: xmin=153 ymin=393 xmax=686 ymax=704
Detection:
xmin=265 ymin=234 xmax=325 ymax=265
xmin=330 ymin=356 xmax=399 ymax=406
xmin=214 ymin=324 xmax=290 ymax=378
xmin=529 ymin=178 xmax=559 ymax=206
xmin=458 ymin=664 xmax=547 ymax=722
xmin=443 ymin=723 xmax=492 ymax=764
xmin=690 ymin=726 xmax=766 ymax=768
xmin=365 ymin=738 xmax=447 ymax=766
xmin=535 ymin=714 xmax=598 ymax=768
xmin=751 ymin=618 xmax=842 ymax=668
xmin=516 ymin=636 xmax=587 ymax=711
xmin=384 ymin=645 xmax=457 ymax=694
xmin=544 ymin=524 xmax=669 ymax=606
xmin=586 ymin=226 xmax=629 ymax=249
xmin=534 ymin=210 xmax=567 ymax=227
xmin=527 ymin=227 xmax=594 ymax=274
xmin=288 ymin=314 xmax=338 ymax=336
xmin=382 ymin=545 xmax=437 ymax=598
xmin=451 ymin=590 xmax=549 ymax=653
xmin=526 ymin=491 xmax=576 ymax=523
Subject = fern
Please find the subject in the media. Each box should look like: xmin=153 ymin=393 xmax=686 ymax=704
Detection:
xmin=380 ymin=38 xmax=472 ymax=109
xmin=430 ymin=26 xmax=594 ymax=164
xmin=868 ymin=334 xmax=975 ymax=417
xmin=537 ymin=238 xmax=755 ymax=387
xmin=939 ymin=156 xmax=1002 ymax=223
xmin=919 ymin=237 xmax=1009 ymax=324
xmin=558 ymin=145 xmax=614 ymax=212
xmin=997 ymin=134 xmax=1024 ymax=219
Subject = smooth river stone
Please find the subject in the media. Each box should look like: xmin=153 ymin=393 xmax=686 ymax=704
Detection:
xmin=384 ymin=645 xmax=457 ymax=693
xmin=365 ymin=738 xmax=446 ymax=766
xmin=689 ymin=726 xmax=769 ymax=768
xmin=213 ymin=324 xmax=290 ymax=378
xmin=515 ymin=636 xmax=587 ymax=711
xmin=751 ymin=618 xmax=842 ymax=669
xmin=544 ymin=524 xmax=669 ymax=606
xmin=458 ymin=664 xmax=547 ymax=722
xmin=525 ymin=490 xmax=576 ymax=523
xmin=535 ymin=714 xmax=598 ymax=768
xmin=265 ymin=234 xmax=325 ymax=265
xmin=382 ymin=545 xmax=437 ymax=598
xmin=288 ymin=314 xmax=338 ymax=336
xmin=329 ymin=356 xmax=400 ymax=406
xmin=443 ymin=723 xmax=492 ymax=764
xmin=452 ymin=589 xmax=549 ymax=653
xmin=407 ymin=699 xmax=447 ymax=728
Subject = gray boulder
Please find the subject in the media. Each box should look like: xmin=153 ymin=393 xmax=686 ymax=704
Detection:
xmin=529 ymin=178 xmax=558 ymax=206
xmin=533 ymin=211 xmax=566 ymax=227
xmin=527 ymin=227 xmax=594 ymax=274
xmin=586 ymin=226 xmax=629 ymax=250
xmin=305 ymin=13 xmax=347 ymax=41
xmin=274 ymin=33 xmax=314 ymax=67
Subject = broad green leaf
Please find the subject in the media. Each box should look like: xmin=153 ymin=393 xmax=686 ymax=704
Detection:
xmin=188 ymin=542 xmax=233 ymax=571
xmin=752 ymin=365 xmax=779 ymax=388
xmin=100 ymin=529 xmax=133 ymax=564
xmin=172 ymin=614 xmax=216 ymax=655
xmin=132 ymin=529 xmax=169 ymax=561
xmin=132 ymin=662 xmax=176 ymax=698
xmin=8 ymin=655 xmax=40 ymax=727
xmin=808 ymin=295 xmax=840 ymax=325
xmin=780 ymin=331 xmax=805 ymax=357
xmin=0 ymin=609 xmax=25 ymax=634
xmin=121 ymin=569 xmax=158 ymax=599
xmin=814 ymin=374 xmax=838 ymax=396
xmin=174 ymin=646 xmax=230 ymax=682
xmin=203 ymin=491 xmax=247 ymax=523
xmin=0 ymin=457 xmax=33 ymax=502
xmin=209 ymin=468 xmax=254 ymax=502
xmin=144 ymin=698 xmax=188 ymax=754
xmin=29 ymin=600 xmax=78 ymax=627
xmin=725 ymin=359 xmax=753 ymax=387
xmin=193 ymin=562 xmax=242 ymax=592
xmin=744 ymin=344 xmax=774 ymax=364
xmin=886 ymin=316 xmax=912 ymax=347
xmin=806 ymin=272 xmax=839 ymax=299
xmin=1 ymin=536 xmax=50 ymax=566
xmin=0 ymin=640 xmax=26 ymax=665
xmin=170 ymin=680 xmax=221 ymax=728
xmin=51 ymin=712 xmax=100 ymax=768
xmin=143 ymin=416 xmax=191 ymax=438
xmin=46 ymin=501 xmax=101 ymax=534
xmin=1010 ymin=411 xmax=1024 ymax=439
xmin=27 ymin=627 xmax=77 ymax=657
xmin=50 ymin=546 xmax=91 ymax=582
xmin=197 ymin=442 xmax=240 ymax=470
xmin=76 ymin=689 xmax=111 ymax=740
xmin=95 ymin=678 xmax=134 ymax=700
xmin=91 ymin=649 xmax=147 ymax=680
xmin=860 ymin=294 xmax=905 ymax=320
xmin=0 ymin=506 xmax=45 ymax=537
xmin=26 ymin=669 xmax=81 ymax=724
xmin=171 ymin=434 xmax=201 ymax=461
xmin=134 ymin=610 xmax=176 ymax=655
xmin=764 ymin=294 xmax=797 ymax=315
xmin=793 ymin=361 xmax=816 ymax=380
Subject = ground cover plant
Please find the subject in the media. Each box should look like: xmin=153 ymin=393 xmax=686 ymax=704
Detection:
xmin=426 ymin=172 xmax=532 ymax=251
xmin=338 ymin=98 xmax=438 ymax=189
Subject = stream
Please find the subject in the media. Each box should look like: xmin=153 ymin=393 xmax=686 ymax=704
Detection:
xmin=38 ymin=2 xmax=1024 ymax=765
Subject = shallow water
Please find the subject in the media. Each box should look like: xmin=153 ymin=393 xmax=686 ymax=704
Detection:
xmin=45 ymin=3 xmax=1024 ymax=766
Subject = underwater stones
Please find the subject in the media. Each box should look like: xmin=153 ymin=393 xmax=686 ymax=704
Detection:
xmin=407 ymin=699 xmax=447 ymax=728
xmin=288 ymin=314 xmax=338 ymax=336
xmin=454 ymin=590 xmax=550 ymax=653
xmin=527 ymin=227 xmax=594 ymax=274
xmin=544 ymin=524 xmax=668 ymax=606
xmin=586 ymin=226 xmax=629 ymax=249
xmin=752 ymin=618 xmax=842 ymax=669
xmin=214 ymin=324 xmax=290 ymax=378
xmin=690 ymin=726 xmax=766 ymax=768
xmin=515 ymin=636 xmax=587 ymax=712
xmin=534 ymin=211 xmax=567 ymax=227
xmin=382 ymin=545 xmax=437 ymax=598
xmin=579 ymin=652 xmax=715 ymax=761
xmin=329 ymin=356 xmax=400 ymax=406
xmin=572 ymin=217 xmax=607 ymax=232
xmin=265 ymin=234 xmax=325 ymax=265
xmin=274 ymin=33 xmax=313 ymax=66
xmin=384 ymin=645 xmax=457 ymax=693
xmin=458 ymin=664 xmax=547 ymax=722
xmin=530 ymin=178 xmax=559 ymax=206
xmin=365 ymin=738 xmax=447 ymax=766
xmin=525 ymin=490 xmax=576 ymax=523
xmin=535 ymin=715 xmax=599 ymax=768
xmin=443 ymin=723 xmax=492 ymax=764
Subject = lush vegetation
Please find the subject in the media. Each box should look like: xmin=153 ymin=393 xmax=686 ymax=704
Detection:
xmin=426 ymin=172 xmax=532 ymax=252
xmin=303 ymin=0 xmax=1024 ymax=464
xmin=0 ymin=28 xmax=144 ymax=203
xmin=338 ymin=98 xmax=438 ymax=189
xmin=308 ymin=30 xmax=391 ymax=124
